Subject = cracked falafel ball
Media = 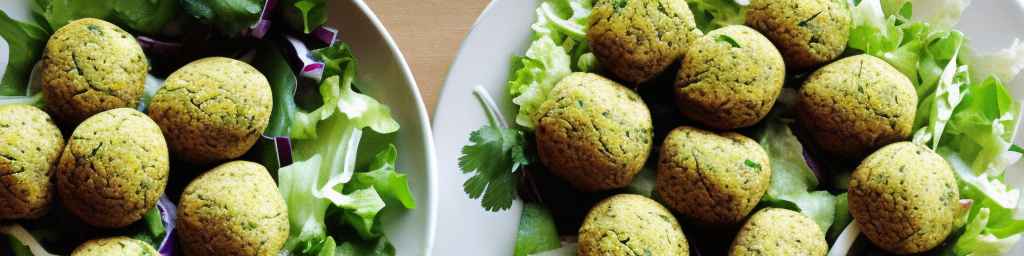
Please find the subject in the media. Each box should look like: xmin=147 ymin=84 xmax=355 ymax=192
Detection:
xmin=728 ymin=208 xmax=828 ymax=256
xmin=578 ymin=194 xmax=689 ymax=256
xmin=177 ymin=161 xmax=288 ymax=256
xmin=675 ymin=25 xmax=785 ymax=129
xmin=588 ymin=0 xmax=703 ymax=84
xmin=57 ymin=108 xmax=169 ymax=228
xmin=147 ymin=57 xmax=272 ymax=164
xmin=746 ymin=0 xmax=851 ymax=70
xmin=41 ymin=18 xmax=148 ymax=125
xmin=797 ymin=54 xmax=917 ymax=159
xmin=0 ymin=105 xmax=64 ymax=220
xmin=534 ymin=73 xmax=653 ymax=191
xmin=71 ymin=236 xmax=158 ymax=256
xmin=848 ymin=142 xmax=959 ymax=254
xmin=655 ymin=126 xmax=771 ymax=226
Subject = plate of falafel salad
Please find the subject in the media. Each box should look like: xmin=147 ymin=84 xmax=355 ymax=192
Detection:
xmin=0 ymin=0 xmax=438 ymax=255
xmin=434 ymin=0 xmax=1024 ymax=255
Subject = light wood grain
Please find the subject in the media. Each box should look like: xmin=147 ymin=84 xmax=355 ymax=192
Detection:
xmin=364 ymin=0 xmax=491 ymax=117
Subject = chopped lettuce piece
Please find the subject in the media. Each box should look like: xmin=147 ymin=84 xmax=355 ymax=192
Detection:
xmin=514 ymin=203 xmax=561 ymax=256
xmin=278 ymin=43 xmax=402 ymax=255
xmin=0 ymin=225 xmax=57 ymax=256
xmin=969 ymin=38 xmax=1024 ymax=91
xmin=954 ymin=208 xmax=1022 ymax=256
xmin=687 ymin=0 xmax=747 ymax=32
xmin=32 ymin=0 xmax=178 ymax=35
xmin=509 ymin=36 xmax=572 ymax=129
xmin=0 ymin=10 xmax=47 ymax=96
xmin=348 ymin=144 xmax=417 ymax=209
xmin=282 ymin=0 xmax=327 ymax=34
xmin=180 ymin=0 xmax=265 ymax=35
xmin=757 ymin=117 xmax=836 ymax=233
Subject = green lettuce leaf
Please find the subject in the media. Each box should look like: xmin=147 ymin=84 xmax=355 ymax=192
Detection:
xmin=278 ymin=43 xmax=402 ymax=255
xmin=687 ymin=0 xmax=746 ymax=32
xmin=0 ymin=10 xmax=47 ymax=97
xmin=757 ymin=117 xmax=836 ymax=233
xmin=282 ymin=0 xmax=327 ymax=33
xmin=509 ymin=36 xmax=572 ymax=129
xmin=32 ymin=0 xmax=178 ymax=35
xmin=181 ymin=0 xmax=264 ymax=35
xmin=954 ymin=208 xmax=1023 ymax=256
xmin=514 ymin=203 xmax=561 ymax=256
xmin=348 ymin=144 xmax=417 ymax=209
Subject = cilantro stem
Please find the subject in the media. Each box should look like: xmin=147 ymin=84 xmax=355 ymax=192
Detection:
xmin=473 ymin=86 xmax=510 ymax=129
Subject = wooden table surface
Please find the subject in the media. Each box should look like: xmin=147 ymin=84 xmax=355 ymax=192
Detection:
xmin=365 ymin=0 xmax=491 ymax=117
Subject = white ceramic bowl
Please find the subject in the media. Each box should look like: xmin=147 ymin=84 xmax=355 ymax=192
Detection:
xmin=0 ymin=1 xmax=438 ymax=255
xmin=433 ymin=0 xmax=1024 ymax=254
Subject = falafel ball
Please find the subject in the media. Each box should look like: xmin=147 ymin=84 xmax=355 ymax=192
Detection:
xmin=177 ymin=161 xmax=288 ymax=256
xmin=746 ymin=0 xmax=851 ymax=70
xmin=728 ymin=208 xmax=828 ymax=256
xmin=57 ymin=108 xmax=169 ymax=228
xmin=588 ymin=0 xmax=703 ymax=84
xmin=41 ymin=18 xmax=148 ymax=124
xmin=675 ymin=25 xmax=785 ymax=129
xmin=655 ymin=126 xmax=771 ymax=226
xmin=848 ymin=142 xmax=959 ymax=254
xmin=147 ymin=57 xmax=272 ymax=164
xmin=797 ymin=54 xmax=917 ymax=158
xmin=534 ymin=72 xmax=653 ymax=191
xmin=578 ymin=194 xmax=689 ymax=256
xmin=0 ymin=105 xmax=63 ymax=220
xmin=71 ymin=236 xmax=158 ymax=256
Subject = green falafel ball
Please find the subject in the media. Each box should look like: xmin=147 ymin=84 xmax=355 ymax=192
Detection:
xmin=41 ymin=18 xmax=148 ymax=124
xmin=849 ymin=142 xmax=959 ymax=254
xmin=71 ymin=236 xmax=158 ymax=256
xmin=655 ymin=126 xmax=771 ymax=226
xmin=728 ymin=208 xmax=828 ymax=256
xmin=0 ymin=105 xmax=64 ymax=220
xmin=588 ymin=0 xmax=703 ymax=84
xmin=578 ymin=194 xmax=689 ymax=256
xmin=746 ymin=0 xmax=851 ymax=70
xmin=534 ymin=73 xmax=653 ymax=191
xmin=57 ymin=108 xmax=169 ymax=228
xmin=177 ymin=161 xmax=288 ymax=256
xmin=797 ymin=55 xmax=917 ymax=158
xmin=676 ymin=25 xmax=785 ymax=129
xmin=148 ymin=57 xmax=273 ymax=164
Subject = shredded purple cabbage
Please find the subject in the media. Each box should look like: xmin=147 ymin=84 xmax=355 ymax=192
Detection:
xmin=156 ymin=196 xmax=177 ymax=256
xmin=802 ymin=149 xmax=825 ymax=185
xmin=262 ymin=134 xmax=294 ymax=168
xmin=282 ymin=35 xmax=325 ymax=80
xmin=311 ymin=26 xmax=339 ymax=45
xmin=136 ymin=36 xmax=183 ymax=57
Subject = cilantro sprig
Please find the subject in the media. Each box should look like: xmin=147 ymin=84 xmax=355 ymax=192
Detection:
xmin=459 ymin=86 xmax=530 ymax=211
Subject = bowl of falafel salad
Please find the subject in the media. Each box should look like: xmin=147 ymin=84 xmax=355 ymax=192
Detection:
xmin=0 ymin=0 xmax=437 ymax=255
xmin=434 ymin=0 xmax=1024 ymax=255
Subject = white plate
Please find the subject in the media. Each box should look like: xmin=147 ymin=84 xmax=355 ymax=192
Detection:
xmin=433 ymin=0 xmax=1024 ymax=254
xmin=0 ymin=1 xmax=439 ymax=255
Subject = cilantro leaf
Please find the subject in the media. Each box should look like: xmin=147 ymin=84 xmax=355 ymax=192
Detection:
xmin=459 ymin=86 xmax=530 ymax=212
xmin=459 ymin=125 xmax=529 ymax=212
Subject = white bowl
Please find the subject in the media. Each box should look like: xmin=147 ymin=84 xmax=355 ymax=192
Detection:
xmin=432 ymin=0 xmax=1024 ymax=254
xmin=0 ymin=1 xmax=438 ymax=255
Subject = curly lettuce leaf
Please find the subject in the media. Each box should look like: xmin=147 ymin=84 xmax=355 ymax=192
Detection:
xmin=509 ymin=36 xmax=572 ymax=129
xmin=348 ymin=144 xmax=416 ymax=209
xmin=757 ymin=117 xmax=837 ymax=233
xmin=942 ymin=77 xmax=1022 ymax=177
xmin=687 ymin=0 xmax=746 ymax=32
xmin=0 ymin=10 xmax=46 ymax=96
xmin=181 ymin=0 xmax=264 ymax=35
xmin=969 ymin=38 xmax=1024 ymax=88
xmin=278 ymin=43 xmax=402 ymax=255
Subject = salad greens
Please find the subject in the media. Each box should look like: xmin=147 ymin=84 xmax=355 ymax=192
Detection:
xmin=180 ymin=0 xmax=265 ymax=35
xmin=277 ymin=42 xmax=412 ymax=255
xmin=32 ymin=0 xmax=179 ymax=35
xmin=1 ymin=1 xmax=414 ymax=255
xmin=282 ymin=0 xmax=327 ymax=34
xmin=462 ymin=0 xmax=1024 ymax=255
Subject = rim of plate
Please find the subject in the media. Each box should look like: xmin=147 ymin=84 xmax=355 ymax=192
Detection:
xmin=350 ymin=0 xmax=439 ymax=253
